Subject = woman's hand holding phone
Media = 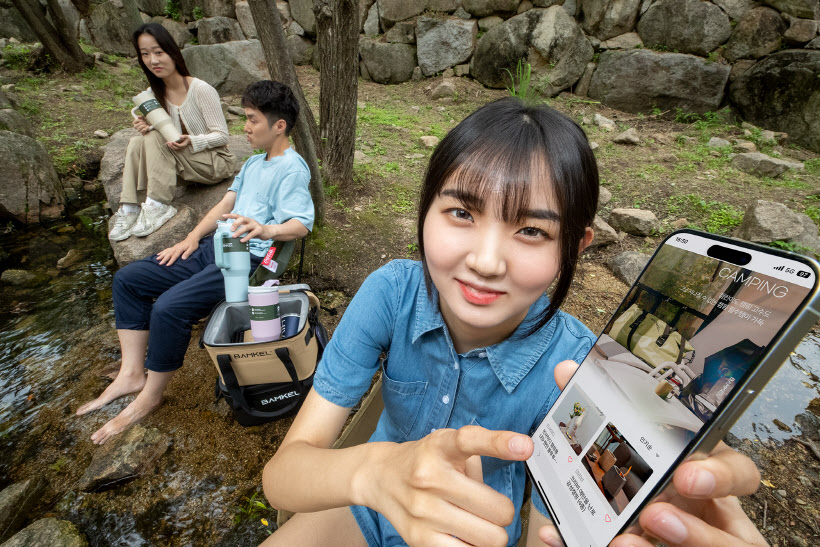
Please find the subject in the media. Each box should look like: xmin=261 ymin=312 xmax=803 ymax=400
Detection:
xmin=536 ymin=360 xmax=768 ymax=547
xmin=363 ymin=426 xmax=535 ymax=547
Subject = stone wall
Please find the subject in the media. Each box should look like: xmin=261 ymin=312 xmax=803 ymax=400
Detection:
xmin=3 ymin=0 xmax=819 ymax=150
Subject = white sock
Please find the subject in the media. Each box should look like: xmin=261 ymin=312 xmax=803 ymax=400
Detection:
xmin=144 ymin=196 xmax=164 ymax=208
xmin=120 ymin=203 xmax=139 ymax=214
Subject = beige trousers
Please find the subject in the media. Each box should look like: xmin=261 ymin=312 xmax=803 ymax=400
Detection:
xmin=120 ymin=129 xmax=237 ymax=205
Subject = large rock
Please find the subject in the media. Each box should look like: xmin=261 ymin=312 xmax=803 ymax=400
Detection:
xmin=136 ymin=0 xmax=165 ymax=16
xmin=0 ymin=6 xmax=37 ymax=42
xmin=0 ymin=477 xmax=47 ymax=543
xmin=588 ymin=49 xmax=730 ymax=115
xmin=609 ymin=251 xmax=650 ymax=286
xmin=196 ymin=16 xmax=245 ymax=45
xmin=723 ymin=7 xmax=785 ymax=62
xmin=637 ymin=0 xmax=731 ymax=56
xmin=0 ymin=109 xmax=33 ymax=137
xmin=416 ymin=16 xmax=476 ymax=76
xmin=578 ymin=0 xmax=642 ymax=40
xmin=731 ymin=152 xmax=804 ymax=177
xmin=235 ymin=1 xmax=258 ymax=39
xmin=712 ymin=0 xmax=758 ymax=21
xmin=287 ymin=35 xmax=314 ymax=66
xmin=0 ymin=269 xmax=49 ymax=287
xmin=363 ymin=2 xmax=381 ymax=35
xmin=385 ymin=21 xmax=417 ymax=43
xmin=77 ymin=425 xmax=171 ymax=492
xmin=147 ymin=17 xmax=194 ymax=48
xmin=471 ymin=7 xmax=593 ymax=96
xmin=429 ymin=0 xmax=462 ymax=11
xmin=359 ymin=37 xmax=417 ymax=84
xmin=110 ymin=205 xmax=198 ymax=265
xmin=789 ymin=213 xmax=820 ymax=256
xmin=463 ymin=0 xmax=519 ymax=17
xmin=589 ymin=215 xmax=619 ymax=247
xmin=289 ymin=0 xmax=316 ymax=35
xmin=734 ymin=200 xmax=805 ymax=243
xmin=378 ymin=0 xmax=428 ymax=29
xmin=729 ymin=50 xmax=820 ymax=153
xmin=86 ymin=0 xmax=143 ymax=56
xmin=182 ymin=40 xmax=269 ymax=96
xmin=784 ymin=19 xmax=819 ymax=45
xmin=0 ymin=131 xmax=64 ymax=225
xmin=201 ymin=0 xmax=235 ymax=18
xmin=1 ymin=518 xmax=87 ymax=547
xmin=608 ymin=208 xmax=659 ymax=236
xmin=764 ymin=0 xmax=819 ymax=19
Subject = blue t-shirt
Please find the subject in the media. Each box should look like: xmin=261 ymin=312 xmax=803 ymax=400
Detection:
xmin=313 ymin=260 xmax=596 ymax=546
xmin=228 ymin=148 xmax=314 ymax=257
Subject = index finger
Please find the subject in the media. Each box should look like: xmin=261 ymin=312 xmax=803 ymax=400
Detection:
xmin=445 ymin=426 xmax=533 ymax=463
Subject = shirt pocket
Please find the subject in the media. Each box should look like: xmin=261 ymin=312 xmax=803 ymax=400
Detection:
xmin=381 ymin=364 xmax=428 ymax=439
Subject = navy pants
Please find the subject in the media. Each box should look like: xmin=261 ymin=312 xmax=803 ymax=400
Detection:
xmin=113 ymin=235 xmax=261 ymax=372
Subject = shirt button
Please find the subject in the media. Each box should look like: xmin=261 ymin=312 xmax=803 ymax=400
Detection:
xmin=454 ymin=362 xmax=459 ymax=370
xmin=442 ymin=394 xmax=450 ymax=405
xmin=431 ymin=428 xmax=436 ymax=434
xmin=479 ymin=352 xmax=487 ymax=358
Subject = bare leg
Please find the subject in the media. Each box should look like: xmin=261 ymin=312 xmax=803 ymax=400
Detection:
xmin=90 ymin=369 xmax=173 ymax=445
xmin=259 ymin=507 xmax=367 ymax=547
xmin=76 ymin=330 xmax=149 ymax=415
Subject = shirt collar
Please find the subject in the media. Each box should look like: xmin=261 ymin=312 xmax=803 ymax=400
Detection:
xmin=412 ymin=281 xmax=558 ymax=394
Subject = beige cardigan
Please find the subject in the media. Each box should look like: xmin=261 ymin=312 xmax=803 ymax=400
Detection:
xmin=147 ymin=77 xmax=230 ymax=153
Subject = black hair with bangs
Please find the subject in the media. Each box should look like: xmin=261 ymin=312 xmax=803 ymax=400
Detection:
xmin=417 ymin=97 xmax=599 ymax=336
xmin=132 ymin=23 xmax=190 ymax=112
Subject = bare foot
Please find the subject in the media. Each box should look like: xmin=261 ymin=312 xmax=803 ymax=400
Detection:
xmin=76 ymin=372 xmax=147 ymax=416
xmin=90 ymin=392 xmax=163 ymax=445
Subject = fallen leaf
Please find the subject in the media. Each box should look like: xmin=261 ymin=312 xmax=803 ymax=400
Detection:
xmin=761 ymin=479 xmax=775 ymax=488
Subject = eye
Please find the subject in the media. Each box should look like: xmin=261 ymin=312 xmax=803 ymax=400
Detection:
xmin=447 ymin=208 xmax=473 ymax=221
xmin=518 ymin=226 xmax=550 ymax=239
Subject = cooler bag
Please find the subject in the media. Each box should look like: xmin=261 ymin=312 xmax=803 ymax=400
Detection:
xmin=201 ymin=285 xmax=328 ymax=426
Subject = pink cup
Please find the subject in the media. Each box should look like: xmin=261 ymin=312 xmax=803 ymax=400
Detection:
xmin=248 ymin=286 xmax=281 ymax=342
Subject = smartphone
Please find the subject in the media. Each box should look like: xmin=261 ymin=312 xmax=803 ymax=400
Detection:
xmin=525 ymin=229 xmax=820 ymax=547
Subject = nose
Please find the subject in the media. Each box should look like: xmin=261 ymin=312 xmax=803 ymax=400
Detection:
xmin=244 ymin=120 xmax=251 ymax=133
xmin=465 ymin=225 xmax=506 ymax=278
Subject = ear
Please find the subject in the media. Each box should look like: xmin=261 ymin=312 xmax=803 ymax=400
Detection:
xmin=275 ymin=119 xmax=287 ymax=135
xmin=579 ymin=226 xmax=594 ymax=253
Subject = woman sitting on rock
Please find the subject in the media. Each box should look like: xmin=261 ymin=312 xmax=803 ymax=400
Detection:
xmin=109 ymin=23 xmax=237 ymax=241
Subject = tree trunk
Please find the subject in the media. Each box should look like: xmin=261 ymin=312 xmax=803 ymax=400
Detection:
xmin=247 ymin=0 xmax=325 ymax=224
xmin=314 ymin=0 xmax=359 ymax=187
xmin=10 ymin=0 xmax=93 ymax=73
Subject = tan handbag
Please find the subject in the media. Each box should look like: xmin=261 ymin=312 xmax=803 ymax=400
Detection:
xmin=610 ymin=304 xmax=694 ymax=368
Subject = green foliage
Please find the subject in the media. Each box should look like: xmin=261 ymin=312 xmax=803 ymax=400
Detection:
xmin=666 ymin=195 xmax=743 ymax=234
xmin=164 ymin=0 xmax=182 ymax=20
xmin=504 ymin=60 xmax=537 ymax=102
xmin=233 ymin=491 xmax=274 ymax=526
xmin=357 ymin=104 xmax=416 ymax=129
xmin=2 ymin=44 xmax=33 ymax=71
xmin=805 ymin=205 xmax=820 ymax=227
xmin=769 ymin=240 xmax=816 ymax=257
xmin=192 ymin=6 xmax=205 ymax=19
xmin=802 ymin=158 xmax=820 ymax=177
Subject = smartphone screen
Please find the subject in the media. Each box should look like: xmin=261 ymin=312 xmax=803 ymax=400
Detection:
xmin=526 ymin=231 xmax=819 ymax=547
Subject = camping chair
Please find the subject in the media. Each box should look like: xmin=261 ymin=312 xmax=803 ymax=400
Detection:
xmin=274 ymin=378 xmax=534 ymax=545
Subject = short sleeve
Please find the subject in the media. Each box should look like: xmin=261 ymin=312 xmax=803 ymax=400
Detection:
xmin=228 ymin=159 xmax=249 ymax=193
xmin=312 ymin=264 xmax=400 ymax=408
xmin=273 ymin=170 xmax=315 ymax=231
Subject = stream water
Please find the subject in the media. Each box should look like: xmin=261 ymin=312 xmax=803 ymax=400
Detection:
xmin=1 ymin=215 xmax=818 ymax=545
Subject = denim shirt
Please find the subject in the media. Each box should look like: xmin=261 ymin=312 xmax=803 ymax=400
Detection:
xmin=313 ymin=260 xmax=595 ymax=546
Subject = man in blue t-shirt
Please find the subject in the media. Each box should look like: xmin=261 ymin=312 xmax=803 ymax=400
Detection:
xmin=77 ymin=81 xmax=315 ymax=445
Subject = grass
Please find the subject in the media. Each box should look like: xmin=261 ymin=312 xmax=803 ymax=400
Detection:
xmin=357 ymin=104 xmax=417 ymax=129
xmin=665 ymin=194 xmax=744 ymax=234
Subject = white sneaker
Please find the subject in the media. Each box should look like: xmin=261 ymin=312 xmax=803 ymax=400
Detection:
xmin=131 ymin=202 xmax=177 ymax=237
xmin=108 ymin=209 xmax=139 ymax=241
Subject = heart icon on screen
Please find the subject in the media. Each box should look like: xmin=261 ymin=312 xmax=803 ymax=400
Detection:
xmin=605 ymin=515 xmax=612 ymax=523
xmin=567 ymin=456 xmax=573 ymax=463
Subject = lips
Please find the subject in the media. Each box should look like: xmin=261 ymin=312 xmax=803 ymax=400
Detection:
xmin=458 ymin=279 xmax=504 ymax=305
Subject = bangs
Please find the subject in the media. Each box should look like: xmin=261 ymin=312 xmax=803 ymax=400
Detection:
xmin=436 ymin=115 xmax=554 ymax=226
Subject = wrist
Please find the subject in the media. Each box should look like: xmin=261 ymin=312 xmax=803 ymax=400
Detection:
xmin=351 ymin=442 xmax=392 ymax=508
xmin=263 ymin=224 xmax=277 ymax=241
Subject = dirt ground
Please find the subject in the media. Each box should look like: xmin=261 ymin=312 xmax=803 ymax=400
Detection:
xmin=2 ymin=54 xmax=820 ymax=546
